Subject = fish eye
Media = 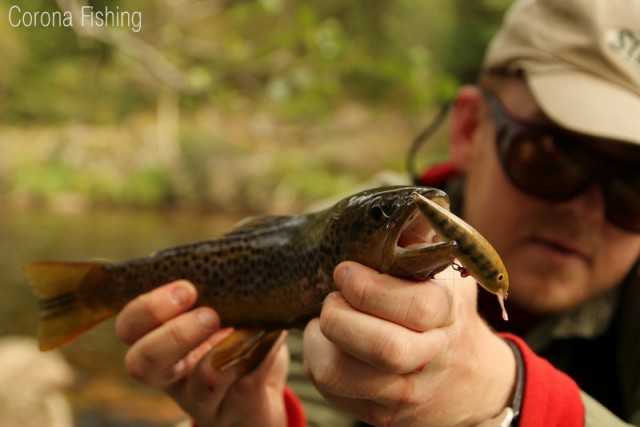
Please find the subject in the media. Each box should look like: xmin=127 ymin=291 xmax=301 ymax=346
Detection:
xmin=370 ymin=205 xmax=389 ymax=221
xmin=497 ymin=273 xmax=504 ymax=282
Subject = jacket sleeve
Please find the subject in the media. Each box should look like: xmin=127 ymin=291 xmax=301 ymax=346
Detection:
xmin=581 ymin=392 xmax=636 ymax=427
xmin=282 ymin=366 xmax=638 ymax=427
xmin=500 ymin=333 xmax=585 ymax=427
xmin=501 ymin=333 xmax=639 ymax=426
xmin=283 ymin=386 xmax=307 ymax=427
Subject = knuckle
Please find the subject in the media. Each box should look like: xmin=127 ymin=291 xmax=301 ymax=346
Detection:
xmin=319 ymin=302 xmax=341 ymax=339
xmin=167 ymin=323 xmax=191 ymax=348
xmin=349 ymin=274 xmax=370 ymax=309
xmin=140 ymin=293 xmax=164 ymax=325
xmin=430 ymin=328 xmax=450 ymax=355
xmin=373 ymin=334 xmax=407 ymax=372
xmin=409 ymin=285 xmax=452 ymax=329
xmin=436 ymin=284 xmax=455 ymax=325
xmin=115 ymin=315 xmax=134 ymax=345
xmin=404 ymin=293 xmax=434 ymax=331
xmin=303 ymin=336 xmax=338 ymax=391
xmin=125 ymin=350 xmax=155 ymax=383
xmin=310 ymin=359 xmax=337 ymax=391
xmin=126 ymin=348 xmax=178 ymax=388
xmin=396 ymin=376 xmax=419 ymax=406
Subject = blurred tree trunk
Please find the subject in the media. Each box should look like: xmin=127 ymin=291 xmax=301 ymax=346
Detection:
xmin=156 ymin=88 xmax=180 ymax=167
xmin=55 ymin=0 xmax=195 ymax=171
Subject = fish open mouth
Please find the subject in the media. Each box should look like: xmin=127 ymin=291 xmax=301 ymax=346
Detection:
xmin=383 ymin=206 xmax=457 ymax=281
xmin=393 ymin=208 xmax=442 ymax=255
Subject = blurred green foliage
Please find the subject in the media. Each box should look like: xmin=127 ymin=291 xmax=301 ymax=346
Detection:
xmin=1 ymin=0 xmax=510 ymax=124
xmin=11 ymin=160 xmax=176 ymax=208
xmin=1 ymin=0 xmax=511 ymax=211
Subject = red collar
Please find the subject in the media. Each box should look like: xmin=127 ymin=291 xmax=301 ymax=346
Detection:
xmin=418 ymin=162 xmax=461 ymax=188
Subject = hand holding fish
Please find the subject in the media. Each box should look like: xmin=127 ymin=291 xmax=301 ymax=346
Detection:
xmin=116 ymin=280 xmax=290 ymax=427
xmin=303 ymin=261 xmax=517 ymax=427
xmin=25 ymin=185 xmax=513 ymax=426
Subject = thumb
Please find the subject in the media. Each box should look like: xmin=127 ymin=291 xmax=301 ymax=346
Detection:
xmin=217 ymin=332 xmax=290 ymax=427
xmin=431 ymin=263 xmax=479 ymax=316
xmin=248 ymin=331 xmax=290 ymax=390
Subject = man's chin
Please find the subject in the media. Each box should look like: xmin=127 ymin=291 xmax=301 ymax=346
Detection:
xmin=510 ymin=290 xmax=584 ymax=314
xmin=506 ymin=258 xmax=591 ymax=314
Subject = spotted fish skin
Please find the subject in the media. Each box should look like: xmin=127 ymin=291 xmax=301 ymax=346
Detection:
xmin=92 ymin=214 xmax=338 ymax=329
xmin=27 ymin=186 xmax=458 ymax=350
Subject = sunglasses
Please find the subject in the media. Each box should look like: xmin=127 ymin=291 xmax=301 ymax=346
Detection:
xmin=482 ymin=88 xmax=640 ymax=233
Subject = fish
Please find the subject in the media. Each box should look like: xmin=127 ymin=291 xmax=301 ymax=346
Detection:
xmin=24 ymin=185 xmax=508 ymax=370
xmin=412 ymin=192 xmax=510 ymax=320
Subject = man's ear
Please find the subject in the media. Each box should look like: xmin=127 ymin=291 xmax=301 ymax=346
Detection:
xmin=449 ymin=86 xmax=484 ymax=172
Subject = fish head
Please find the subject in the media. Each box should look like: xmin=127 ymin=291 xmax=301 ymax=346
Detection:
xmin=329 ymin=186 xmax=450 ymax=271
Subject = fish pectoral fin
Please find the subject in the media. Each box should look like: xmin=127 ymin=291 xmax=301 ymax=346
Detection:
xmin=389 ymin=240 xmax=458 ymax=281
xmin=210 ymin=329 xmax=282 ymax=372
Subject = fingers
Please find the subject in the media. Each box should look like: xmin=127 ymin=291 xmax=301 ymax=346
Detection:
xmin=178 ymin=332 xmax=289 ymax=426
xmin=315 ymin=393 xmax=393 ymax=427
xmin=124 ymin=306 xmax=221 ymax=388
xmin=182 ymin=329 xmax=232 ymax=371
xmin=246 ymin=331 xmax=289 ymax=388
xmin=334 ymin=261 xmax=454 ymax=332
xmin=216 ymin=333 xmax=289 ymax=427
xmin=304 ymin=319 xmax=421 ymax=402
xmin=114 ymin=279 xmax=291 ymax=427
xmin=218 ymin=380 xmax=287 ymax=427
xmin=319 ymin=292 xmax=448 ymax=374
xmin=116 ymin=280 xmax=198 ymax=345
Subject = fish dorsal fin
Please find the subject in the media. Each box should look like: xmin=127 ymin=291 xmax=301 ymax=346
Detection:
xmin=150 ymin=215 xmax=298 ymax=258
xmin=224 ymin=215 xmax=293 ymax=236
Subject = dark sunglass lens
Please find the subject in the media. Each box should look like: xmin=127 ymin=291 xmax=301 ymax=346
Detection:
xmin=605 ymin=176 xmax=640 ymax=233
xmin=503 ymin=133 xmax=590 ymax=200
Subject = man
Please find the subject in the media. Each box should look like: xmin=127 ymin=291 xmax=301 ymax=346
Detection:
xmin=114 ymin=0 xmax=640 ymax=425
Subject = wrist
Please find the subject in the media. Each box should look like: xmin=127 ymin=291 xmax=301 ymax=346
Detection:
xmin=469 ymin=326 xmax=517 ymax=425
xmin=191 ymin=386 xmax=298 ymax=427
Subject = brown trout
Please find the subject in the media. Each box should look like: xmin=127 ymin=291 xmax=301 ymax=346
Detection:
xmin=25 ymin=185 xmax=508 ymax=369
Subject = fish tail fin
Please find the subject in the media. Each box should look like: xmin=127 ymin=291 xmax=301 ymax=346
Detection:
xmin=25 ymin=261 xmax=114 ymax=351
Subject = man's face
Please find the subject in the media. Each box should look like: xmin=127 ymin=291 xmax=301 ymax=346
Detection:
xmin=451 ymin=79 xmax=640 ymax=314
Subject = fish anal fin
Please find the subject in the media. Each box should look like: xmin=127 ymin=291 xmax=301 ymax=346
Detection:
xmin=210 ymin=329 xmax=282 ymax=373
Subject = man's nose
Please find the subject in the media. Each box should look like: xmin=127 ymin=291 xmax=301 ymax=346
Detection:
xmin=558 ymin=183 xmax=606 ymax=224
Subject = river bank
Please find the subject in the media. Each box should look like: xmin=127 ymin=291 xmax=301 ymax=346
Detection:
xmin=0 ymin=102 xmax=448 ymax=215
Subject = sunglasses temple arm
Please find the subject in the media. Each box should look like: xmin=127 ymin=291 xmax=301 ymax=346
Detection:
xmin=407 ymin=102 xmax=452 ymax=185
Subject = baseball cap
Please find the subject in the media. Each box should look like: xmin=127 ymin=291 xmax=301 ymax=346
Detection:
xmin=483 ymin=0 xmax=640 ymax=146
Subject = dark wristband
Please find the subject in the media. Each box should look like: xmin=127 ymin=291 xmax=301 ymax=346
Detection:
xmin=504 ymin=338 xmax=525 ymax=425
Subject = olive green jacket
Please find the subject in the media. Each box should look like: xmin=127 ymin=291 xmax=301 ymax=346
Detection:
xmin=532 ymin=264 xmax=640 ymax=426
